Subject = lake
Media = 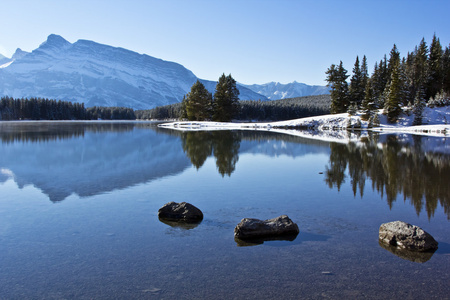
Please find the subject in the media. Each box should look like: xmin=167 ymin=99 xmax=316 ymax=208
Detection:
xmin=0 ymin=121 xmax=449 ymax=299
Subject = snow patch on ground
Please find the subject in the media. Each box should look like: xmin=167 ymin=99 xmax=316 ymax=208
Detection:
xmin=159 ymin=107 xmax=450 ymax=143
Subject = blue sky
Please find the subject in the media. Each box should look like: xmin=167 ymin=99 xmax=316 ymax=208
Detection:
xmin=1 ymin=0 xmax=449 ymax=86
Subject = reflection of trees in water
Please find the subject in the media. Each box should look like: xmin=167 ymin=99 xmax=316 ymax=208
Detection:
xmin=181 ymin=131 xmax=240 ymax=177
xmin=0 ymin=122 xmax=137 ymax=143
xmin=182 ymin=132 xmax=213 ymax=169
xmin=213 ymin=132 xmax=240 ymax=176
xmin=325 ymin=134 xmax=450 ymax=219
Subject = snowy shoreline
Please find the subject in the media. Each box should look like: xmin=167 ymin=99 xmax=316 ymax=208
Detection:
xmin=158 ymin=107 xmax=450 ymax=142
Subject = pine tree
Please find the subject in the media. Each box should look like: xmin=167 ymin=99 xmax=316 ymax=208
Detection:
xmin=413 ymin=38 xmax=429 ymax=101
xmin=349 ymin=56 xmax=365 ymax=108
xmin=387 ymin=44 xmax=401 ymax=85
xmin=361 ymin=78 xmax=377 ymax=121
xmin=399 ymin=57 xmax=410 ymax=106
xmin=372 ymin=56 xmax=388 ymax=106
xmin=428 ymin=34 xmax=443 ymax=98
xmin=326 ymin=61 xmax=349 ymax=114
xmin=212 ymin=74 xmax=240 ymax=122
xmin=443 ymin=44 xmax=450 ymax=94
xmin=361 ymin=55 xmax=369 ymax=94
xmin=384 ymin=60 xmax=402 ymax=123
xmin=180 ymin=95 xmax=188 ymax=119
xmin=404 ymin=51 xmax=416 ymax=105
xmin=185 ymin=80 xmax=213 ymax=121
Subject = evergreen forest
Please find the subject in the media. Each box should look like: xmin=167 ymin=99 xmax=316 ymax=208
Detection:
xmin=326 ymin=34 xmax=450 ymax=124
xmin=0 ymin=97 xmax=136 ymax=121
xmin=135 ymin=94 xmax=331 ymax=121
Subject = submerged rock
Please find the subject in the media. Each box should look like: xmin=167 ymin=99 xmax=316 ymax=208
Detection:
xmin=379 ymin=221 xmax=438 ymax=252
xmin=158 ymin=202 xmax=203 ymax=223
xmin=234 ymin=215 xmax=299 ymax=240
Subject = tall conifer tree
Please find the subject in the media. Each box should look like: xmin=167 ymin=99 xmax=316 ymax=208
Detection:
xmin=443 ymin=44 xmax=450 ymax=94
xmin=185 ymin=80 xmax=213 ymax=121
xmin=212 ymin=74 xmax=240 ymax=122
xmin=428 ymin=34 xmax=443 ymax=98
xmin=413 ymin=38 xmax=429 ymax=101
xmin=384 ymin=60 xmax=402 ymax=123
xmin=326 ymin=61 xmax=349 ymax=114
xmin=349 ymin=56 xmax=365 ymax=108
xmin=361 ymin=55 xmax=369 ymax=93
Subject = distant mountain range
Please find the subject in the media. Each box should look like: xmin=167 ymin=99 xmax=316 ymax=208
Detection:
xmin=240 ymin=81 xmax=329 ymax=100
xmin=0 ymin=34 xmax=329 ymax=109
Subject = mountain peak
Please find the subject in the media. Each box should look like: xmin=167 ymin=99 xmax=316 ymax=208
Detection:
xmin=12 ymin=48 xmax=29 ymax=60
xmin=47 ymin=34 xmax=69 ymax=43
xmin=39 ymin=34 xmax=71 ymax=50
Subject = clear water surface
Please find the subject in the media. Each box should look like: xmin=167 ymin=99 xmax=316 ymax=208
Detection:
xmin=0 ymin=121 xmax=449 ymax=299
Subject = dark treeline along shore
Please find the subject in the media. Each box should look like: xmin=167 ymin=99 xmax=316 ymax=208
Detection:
xmin=0 ymin=97 xmax=136 ymax=121
xmin=0 ymin=94 xmax=331 ymax=122
xmin=135 ymin=94 xmax=331 ymax=121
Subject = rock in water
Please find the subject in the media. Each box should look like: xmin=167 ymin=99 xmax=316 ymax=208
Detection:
xmin=158 ymin=202 xmax=203 ymax=223
xmin=379 ymin=221 xmax=438 ymax=252
xmin=234 ymin=215 xmax=299 ymax=239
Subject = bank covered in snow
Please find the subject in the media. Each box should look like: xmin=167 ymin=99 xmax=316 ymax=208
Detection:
xmin=159 ymin=106 xmax=450 ymax=138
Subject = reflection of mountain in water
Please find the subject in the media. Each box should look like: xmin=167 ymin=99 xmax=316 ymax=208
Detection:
xmin=0 ymin=123 xmax=332 ymax=202
xmin=324 ymin=133 xmax=450 ymax=219
xmin=0 ymin=123 xmax=191 ymax=202
xmin=4 ymin=122 xmax=448 ymax=216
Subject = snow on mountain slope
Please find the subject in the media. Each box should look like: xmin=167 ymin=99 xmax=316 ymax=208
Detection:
xmin=241 ymin=81 xmax=329 ymax=100
xmin=0 ymin=34 xmax=267 ymax=109
xmin=0 ymin=35 xmax=200 ymax=109
xmin=0 ymin=34 xmax=328 ymax=109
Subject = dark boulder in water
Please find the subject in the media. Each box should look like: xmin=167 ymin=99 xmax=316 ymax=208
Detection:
xmin=158 ymin=202 xmax=203 ymax=223
xmin=234 ymin=215 xmax=299 ymax=240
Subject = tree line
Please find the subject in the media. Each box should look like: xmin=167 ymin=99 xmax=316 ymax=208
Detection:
xmin=326 ymin=34 xmax=450 ymax=125
xmin=238 ymin=94 xmax=330 ymax=121
xmin=1 ymin=76 xmax=330 ymax=122
xmin=135 ymin=94 xmax=331 ymax=121
xmin=0 ymin=96 xmax=136 ymax=121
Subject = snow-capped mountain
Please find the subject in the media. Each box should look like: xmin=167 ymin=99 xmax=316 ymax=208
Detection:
xmin=0 ymin=34 xmax=328 ymax=109
xmin=241 ymin=81 xmax=329 ymax=100
xmin=0 ymin=34 xmax=266 ymax=109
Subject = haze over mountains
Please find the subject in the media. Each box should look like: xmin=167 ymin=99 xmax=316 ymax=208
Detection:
xmin=0 ymin=34 xmax=329 ymax=110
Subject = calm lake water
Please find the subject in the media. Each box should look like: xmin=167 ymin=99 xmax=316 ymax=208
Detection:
xmin=0 ymin=121 xmax=449 ymax=299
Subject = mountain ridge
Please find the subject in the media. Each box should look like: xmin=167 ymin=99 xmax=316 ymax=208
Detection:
xmin=0 ymin=34 xmax=328 ymax=109
xmin=241 ymin=81 xmax=329 ymax=100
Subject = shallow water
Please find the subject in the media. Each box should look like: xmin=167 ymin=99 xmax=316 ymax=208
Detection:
xmin=0 ymin=122 xmax=449 ymax=299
